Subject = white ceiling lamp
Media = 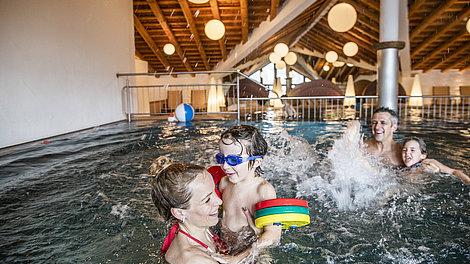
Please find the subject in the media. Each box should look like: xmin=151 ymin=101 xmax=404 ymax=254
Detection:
xmin=332 ymin=61 xmax=345 ymax=67
xmin=323 ymin=64 xmax=330 ymax=72
xmin=327 ymin=3 xmax=357 ymax=32
xmin=467 ymin=18 xmax=470 ymax=33
xmin=284 ymin=52 xmax=297 ymax=65
xmin=275 ymin=60 xmax=286 ymax=70
xmin=343 ymin=41 xmax=359 ymax=57
xmin=347 ymin=63 xmax=354 ymax=67
xmin=274 ymin=43 xmax=289 ymax=57
xmin=204 ymin=19 xmax=225 ymax=40
xmin=163 ymin=43 xmax=175 ymax=55
xmin=188 ymin=0 xmax=209 ymax=4
xmin=269 ymin=52 xmax=281 ymax=64
xmin=325 ymin=51 xmax=338 ymax=63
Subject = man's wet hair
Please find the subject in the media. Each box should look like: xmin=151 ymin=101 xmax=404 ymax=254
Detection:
xmin=373 ymin=107 xmax=398 ymax=125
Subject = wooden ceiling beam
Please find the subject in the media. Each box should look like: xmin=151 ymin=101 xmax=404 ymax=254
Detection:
xmin=408 ymin=0 xmax=427 ymax=18
xmin=133 ymin=15 xmax=171 ymax=69
xmin=413 ymin=29 xmax=467 ymax=69
xmin=289 ymin=0 xmax=338 ymax=47
xmin=411 ymin=8 xmax=470 ymax=58
xmin=343 ymin=0 xmax=379 ymax=24
xmin=429 ymin=43 xmax=470 ymax=71
xmin=209 ymin=0 xmax=227 ymax=60
xmin=410 ymin=0 xmax=459 ymax=41
xmin=178 ymin=0 xmax=211 ymax=70
xmin=270 ymin=0 xmax=280 ymax=21
xmin=240 ymin=0 xmax=249 ymax=43
xmin=147 ymin=0 xmax=193 ymax=72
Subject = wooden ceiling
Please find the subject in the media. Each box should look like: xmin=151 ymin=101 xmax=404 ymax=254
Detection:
xmin=133 ymin=0 xmax=470 ymax=82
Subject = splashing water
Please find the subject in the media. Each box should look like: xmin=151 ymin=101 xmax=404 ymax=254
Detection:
xmin=291 ymin=122 xmax=398 ymax=210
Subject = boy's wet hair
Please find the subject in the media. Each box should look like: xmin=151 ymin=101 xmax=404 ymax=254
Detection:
xmin=220 ymin=125 xmax=268 ymax=176
xmin=373 ymin=107 xmax=398 ymax=125
xmin=403 ymin=137 xmax=427 ymax=154
xmin=149 ymin=157 xmax=206 ymax=221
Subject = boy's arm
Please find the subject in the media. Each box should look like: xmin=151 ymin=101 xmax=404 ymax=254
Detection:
xmin=452 ymin=170 xmax=470 ymax=185
xmin=253 ymin=181 xmax=282 ymax=249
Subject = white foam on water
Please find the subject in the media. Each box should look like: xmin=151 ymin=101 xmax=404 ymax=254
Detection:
xmin=111 ymin=202 xmax=130 ymax=219
xmin=290 ymin=122 xmax=398 ymax=210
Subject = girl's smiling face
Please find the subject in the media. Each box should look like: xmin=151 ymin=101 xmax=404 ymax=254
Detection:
xmin=402 ymin=140 xmax=427 ymax=167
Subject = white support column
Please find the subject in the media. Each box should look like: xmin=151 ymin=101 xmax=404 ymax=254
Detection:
xmin=377 ymin=0 xmax=404 ymax=111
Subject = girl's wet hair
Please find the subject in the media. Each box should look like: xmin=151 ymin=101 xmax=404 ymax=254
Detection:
xmin=403 ymin=137 xmax=427 ymax=154
xmin=220 ymin=125 xmax=267 ymax=176
xmin=149 ymin=156 xmax=206 ymax=221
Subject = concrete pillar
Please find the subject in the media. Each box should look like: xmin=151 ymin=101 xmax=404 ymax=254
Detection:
xmin=377 ymin=0 xmax=405 ymax=111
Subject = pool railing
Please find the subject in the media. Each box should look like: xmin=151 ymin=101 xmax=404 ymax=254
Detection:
xmin=116 ymin=72 xmax=470 ymax=122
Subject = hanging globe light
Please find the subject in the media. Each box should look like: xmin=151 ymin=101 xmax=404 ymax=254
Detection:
xmin=188 ymin=0 xmax=209 ymax=3
xmin=467 ymin=18 xmax=470 ymax=33
xmin=343 ymin=41 xmax=358 ymax=57
xmin=205 ymin=19 xmax=225 ymax=40
xmin=323 ymin=64 xmax=330 ymax=72
xmin=284 ymin=52 xmax=297 ymax=65
xmin=327 ymin=3 xmax=357 ymax=32
xmin=163 ymin=43 xmax=175 ymax=55
xmin=325 ymin=51 xmax=338 ymax=63
xmin=347 ymin=63 xmax=354 ymax=67
xmin=274 ymin=43 xmax=289 ymax=57
xmin=275 ymin=60 xmax=286 ymax=70
xmin=332 ymin=61 xmax=345 ymax=67
xmin=269 ymin=52 xmax=281 ymax=64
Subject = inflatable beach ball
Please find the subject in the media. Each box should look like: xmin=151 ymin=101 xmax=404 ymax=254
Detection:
xmin=175 ymin=103 xmax=194 ymax=122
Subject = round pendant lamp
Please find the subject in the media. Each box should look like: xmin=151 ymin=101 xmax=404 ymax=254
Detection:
xmin=343 ymin=41 xmax=358 ymax=57
xmin=325 ymin=51 xmax=338 ymax=63
xmin=205 ymin=19 xmax=225 ymax=40
xmin=284 ymin=52 xmax=297 ymax=65
xmin=269 ymin=52 xmax=281 ymax=64
xmin=163 ymin=43 xmax=175 ymax=55
xmin=323 ymin=65 xmax=330 ymax=72
xmin=188 ymin=0 xmax=209 ymax=4
xmin=275 ymin=60 xmax=286 ymax=70
xmin=274 ymin=43 xmax=289 ymax=57
xmin=327 ymin=3 xmax=357 ymax=32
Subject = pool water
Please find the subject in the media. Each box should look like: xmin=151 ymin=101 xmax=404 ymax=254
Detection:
xmin=0 ymin=120 xmax=469 ymax=263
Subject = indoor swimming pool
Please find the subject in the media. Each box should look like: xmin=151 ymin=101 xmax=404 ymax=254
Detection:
xmin=0 ymin=120 xmax=469 ymax=263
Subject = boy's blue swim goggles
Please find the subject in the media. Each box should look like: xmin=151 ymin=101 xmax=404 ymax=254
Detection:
xmin=215 ymin=153 xmax=263 ymax=166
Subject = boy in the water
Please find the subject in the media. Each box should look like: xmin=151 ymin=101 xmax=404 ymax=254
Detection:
xmin=214 ymin=125 xmax=281 ymax=256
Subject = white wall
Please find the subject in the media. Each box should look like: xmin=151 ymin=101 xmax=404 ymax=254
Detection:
xmin=0 ymin=0 xmax=135 ymax=148
xmin=401 ymin=70 xmax=470 ymax=95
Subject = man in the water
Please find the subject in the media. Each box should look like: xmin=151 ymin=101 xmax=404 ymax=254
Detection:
xmin=364 ymin=107 xmax=404 ymax=166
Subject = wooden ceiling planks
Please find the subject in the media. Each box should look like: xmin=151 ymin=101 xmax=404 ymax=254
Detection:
xmin=133 ymin=0 xmax=470 ymax=75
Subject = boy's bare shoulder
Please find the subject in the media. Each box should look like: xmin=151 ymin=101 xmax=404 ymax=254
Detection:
xmin=219 ymin=175 xmax=230 ymax=191
xmin=256 ymin=178 xmax=276 ymax=200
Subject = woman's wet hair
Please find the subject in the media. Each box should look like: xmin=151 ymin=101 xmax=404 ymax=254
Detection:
xmin=373 ymin=107 xmax=398 ymax=125
xmin=403 ymin=137 xmax=427 ymax=154
xmin=220 ymin=125 xmax=268 ymax=176
xmin=149 ymin=156 xmax=206 ymax=221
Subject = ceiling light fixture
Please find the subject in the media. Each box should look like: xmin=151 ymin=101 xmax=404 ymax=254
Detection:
xmin=163 ymin=43 xmax=175 ymax=55
xmin=275 ymin=60 xmax=286 ymax=70
xmin=284 ymin=52 xmax=298 ymax=65
xmin=269 ymin=52 xmax=281 ymax=64
xmin=467 ymin=18 xmax=470 ymax=33
xmin=327 ymin=3 xmax=357 ymax=32
xmin=323 ymin=65 xmax=330 ymax=71
xmin=188 ymin=0 xmax=209 ymax=4
xmin=343 ymin=41 xmax=359 ymax=57
xmin=325 ymin=51 xmax=338 ymax=63
xmin=274 ymin=43 xmax=289 ymax=57
xmin=205 ymin=19 xmax=225 ymax=40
